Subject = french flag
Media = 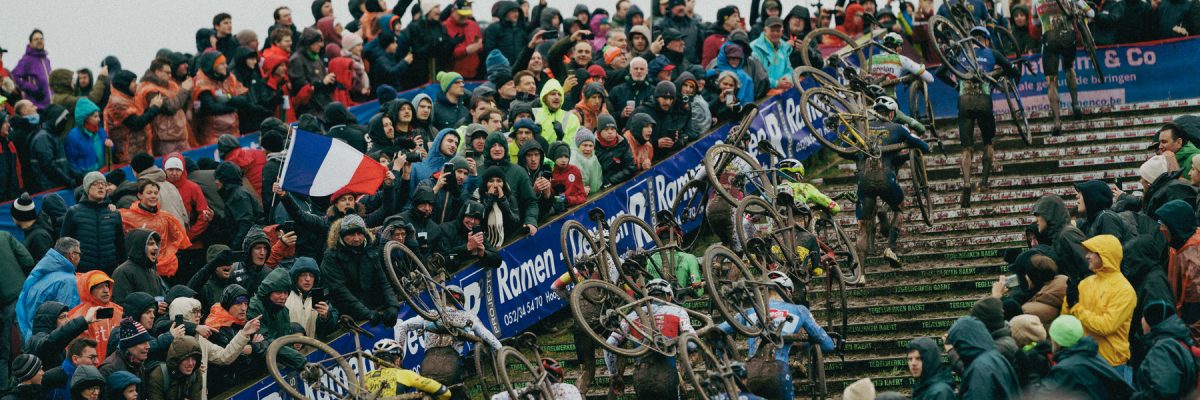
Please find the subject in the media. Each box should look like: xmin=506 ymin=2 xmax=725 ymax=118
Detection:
xmin=280 ymin=129 xmax=388 ymax=197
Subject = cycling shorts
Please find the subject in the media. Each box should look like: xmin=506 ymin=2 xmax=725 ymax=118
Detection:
xmin=856 ymin=172 xmax=904 ymax=219
xmin=957 ymin=102 xmax=997 ymax=147
xmin=1041 ymin=31 xmax=1077 ymax=77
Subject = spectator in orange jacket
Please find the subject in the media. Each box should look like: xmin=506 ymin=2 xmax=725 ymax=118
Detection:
xmin=69 ymin=271 xmax=123 ymax=361
xmin=119 ymin=180 xmax=192 ymax=280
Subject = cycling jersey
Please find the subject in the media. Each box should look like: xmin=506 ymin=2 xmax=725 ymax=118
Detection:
xmin=718 ymin=300 xmax=834 ymax=400
xmin=394 ymin=309 xmax=504 ymax=354
xmin=867 ymin=53 xmax=935 ymax=93
xmin=936 ymin=0 xmax=993 ymax=24
xmin=1031 ymin=0 xmax=1094 ymax=33
xmin=647 ymin=251 xmax=703 ymax=296
xmin=851 ymin=120 xmax=930 ymax=217
xmin=603 ymin=302 xmax=695 ymax=372
xmin=489 ymin=383 xmax=584 ymax=400
xmin=363 ymin=368 xmax=452 ymax=400
xmin=781 ymin=182 xmax=842 ymax=215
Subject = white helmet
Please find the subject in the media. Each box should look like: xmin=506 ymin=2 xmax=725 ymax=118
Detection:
xmin=767 ymin=270 xmax=794 ymax=292
xmin=373 ymin=339 xmax=404 ymax=356
xmin=646 ymin=279 xmax=674 ymax=296
xmin=873 ymin=96 xmax=898 ymax=113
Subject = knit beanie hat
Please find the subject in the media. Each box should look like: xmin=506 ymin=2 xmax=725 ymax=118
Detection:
xmin=969 ymin=297 xmax=1005 ymax=332
xmin=549 ymin=141 xmax=572 ymax=161
xmin=842 ymin=378 xmax=876 ymax=400
xmin=105 ymin=170 xmax=126 ymax=186
xmin=1144 ymin=300 xmax=1176 ymax=327
xmin=12 ymin=193 xmax=36 ymax=222
xmin=220 ymin=284 xmax=250 ymax=311
xmin=597 ymin=114 xmax=617 ymax=131
xmin=261 ymin=131 xmax=286 ymax=153
xmin=603 ymin=47 xmax=623 ymax=65
xmin=118 ymin=318 xmax=152 ymax=350
xmin=575 ymin=128 xmax=596 ymax=147
xmin=437 ymin=71 xmax=463 ymax=92
xmin=130 ymin=152 xmax=156 ymax=174
xmin=82 ymin=171 xmax=107 ymax=192
xmin=1009 ymin=314 xmax=1046 ymax=348
xmin=1139 ymin=155 xmax=1170 ymax=182
xmin=341 ymin=32 xmax=364 ymax=51
xmin=163 ymin=156 xmax=184 ymax=171
xmin=376 ymin=85 xmax=398 ymax=104
xmin=486 ymin=49 xmax=511 ymax=71
xmin=654 ymin=81 xmax=676 ymax=98
xmin=339 ymin=214 xmax=368 ymax=236
xmin=12 ymin=354 xmax=41 ymax=383
xmin=420 ymin=0 xmax=439 ymax=17
xmin=1048 ymin=315 xmax=1084 ymax=348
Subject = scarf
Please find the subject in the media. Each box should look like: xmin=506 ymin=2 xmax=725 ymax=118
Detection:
xmin=204 ymin=304 xmax=243 ymax=330
xmin=597 ymin=133 xmax=620 ymax=147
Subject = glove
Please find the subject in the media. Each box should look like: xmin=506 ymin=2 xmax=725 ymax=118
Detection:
xmin=368 ymin=311 xmax=386 ymax=326
xmin=553 ymin=121 xmax=565 ymax=141
xmin=451 ymin=34 xmax=466 ymax=45
xmin=1066 ymin=284 xmax=1079 ymax=308
xmin=382 ymin=311 xmax=399 ymax=328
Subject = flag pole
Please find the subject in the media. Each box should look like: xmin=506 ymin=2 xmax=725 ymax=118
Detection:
xmin=269 ymin=125 xmax=294 ymax=214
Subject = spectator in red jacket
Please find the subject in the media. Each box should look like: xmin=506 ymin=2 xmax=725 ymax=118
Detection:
xmin=217 ymin=134 xmax=266 ymax=195
xmin=164 ymin=153 xmax=212 ymax=242
xmin=548 ymin=142 xmax=586 ymax=209
xmin=444 ymin=0 xmax=485 ymax=79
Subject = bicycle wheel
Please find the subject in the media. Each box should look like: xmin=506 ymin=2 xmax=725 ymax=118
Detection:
xmin=735 ymin=196 xmax=808 ymax=283
xmin=561 ymin=220 xmax=614 ymax=284
xmin=928 ymin=16 xmax=977 ymax=81
xmin=792 ymin=66 xmax=841 ymax=89
xmin=808 ymin=211 xmax=863 ymax=287
xmin=569 ymin=280 xmax=655 ymax=357
xmin=496 ymin=346 xmax=554 ymax=400
xmin=816 ymin=264 xmax=848 ymax=342
xmin=472 ymin=344 xmax=503 ymax=396
xmin=671 ymin=179 xmax=710 ymax=252
xmin=806 ymin=343 xmax=827 ymax=400
xmin=910 ymin=150 xmax=934 ymax=227
xmin=907 ymin=80 xmax=938 ymax=140
xmin=800 ymin=87 xmax=870 ymax=157
xmin=678 ymin=333 xmax=738 ymax=400
xmin=999 ymin=79 xmax=1032 ymax=145
xmin=801 ymin=28 xmax=868 ymax=70
xmin=702 ymin=244 xmax=768 ymax=337
xmin=990 ymin=26 xmax=1025 ymax=59
xmin=383 ymin=241 xmax=443 ymax=321
xmin=267 ymin=335 xmax=360 ymax=399
xmin=703 ymin=144 xmax=775 ymax=206
xmin=609 ymin=214 xmax=664 ymax=291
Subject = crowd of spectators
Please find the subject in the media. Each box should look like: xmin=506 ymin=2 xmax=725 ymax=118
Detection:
xmin=0 ymin=0 xmax=1198 ymax=398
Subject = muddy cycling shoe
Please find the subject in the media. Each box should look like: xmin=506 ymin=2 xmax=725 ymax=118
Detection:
xmin=1051 ymin=125 xmax=1063 ymax=136
xmin=1072 ymin=105 xmax=1083 ymax=121
xmin=960 ymin=185 xmax=972 ymax=208
xmin=883 ymin=248 xmax=902 ymax=269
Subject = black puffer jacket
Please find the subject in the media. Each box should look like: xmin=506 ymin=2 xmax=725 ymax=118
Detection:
xmin=594 ymin=133 xmax=635 ymax=186
xmin=325 ymin=102 xmax=368 ymax=152
xmin=1133 ymin=313 xmax=1198 ymax=398
xmin=432 ymin=92 xmax=469 ymax=131
xmin=319 ymin=221 xmax=400 ymax=321
xmin=399 ymin=16 xmax=454 ymax=89
xmin=635 ymin=94 xmax=691 ymax=160
xmin=215 ymin=162 xmax=263 ymax=248
xmin=1074 ymin=180 xmax=1130 ymax=241
xmin=23 ymin=301 xmax=88 ymax=370
xmin=111 ymin=229 xmax=166 ymax=304
xmin=62 ymin=198 xmax=126 ymax=273
xmin=484 ymin=1 xmax=530 ymax=65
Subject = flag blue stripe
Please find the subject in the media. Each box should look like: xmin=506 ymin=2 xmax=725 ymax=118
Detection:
xmin=281 ymin=129 xmax=332 ymax=195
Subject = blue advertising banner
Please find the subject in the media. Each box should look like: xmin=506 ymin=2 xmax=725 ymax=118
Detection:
xmin=228 ymin=85 xmax=825 ymax=398
xmin=896 ymin=36 xmax=1200 ymax=120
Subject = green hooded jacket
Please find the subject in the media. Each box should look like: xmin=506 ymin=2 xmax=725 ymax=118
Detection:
xmin=531 ymin=79 xmax=581 ymax=149
xmin=247 ymin=267 xmax=294 ymax=341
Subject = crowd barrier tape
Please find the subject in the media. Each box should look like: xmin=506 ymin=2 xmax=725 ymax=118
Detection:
xmin=895 ymin=36 xmax=1200 ymax=120
xmin=229 ymin=85 xmax=826 ymax=398
xmin=0 ymin=82 xmax=469 ymax=240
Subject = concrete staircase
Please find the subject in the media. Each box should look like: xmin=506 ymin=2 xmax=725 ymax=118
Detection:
xmin=475 ymin=97 xmax=1200 ymax=399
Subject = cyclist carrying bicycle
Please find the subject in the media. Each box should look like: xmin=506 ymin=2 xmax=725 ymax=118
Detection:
xmin=850 ymin=96 xmax=930 ymax=268
xmin=1032 ymin=0 xmax=1094 ymax=135
xmin=646 ymin=215 xmax=704 ymax=299
xmin=603 ymin=279 xmax=695 ymax=400
xmin=488 ymin=358 xmax=584 ymax=400
xmin=394 ymin=285 xmax=503 ymax=400
xmin=869 ymin=33 xmax=937 ymax=135
xmin=717 ymin=271 xmax=836 ymax=400
xmin=934 ymin=26 xmax=1018 ymax=208
xmin=776 ymin=159 xmax=842 ymax=217
xmin=364 ymin=339 xmax=453 ymax=400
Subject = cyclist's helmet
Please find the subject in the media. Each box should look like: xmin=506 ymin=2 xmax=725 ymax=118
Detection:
xmin=873 ymin=96 xmax=899 ymax=113
xmin=541 ymin=358 xmax=565 ymax=382
xmin=776 ymin=158 xmax=806 ymax=177
xmin=866 ymin=84 xmax=887 ymax=98
xmin=655 ymin=224 xmax=683 ymax=239
xmin=444 ymin=285 xmax=466 ymax=303
xmin=767 ymin=270 xmax=794 ymax=292
xmin=969 ymin=26 xmax=990 ymax=39
xmin=373 ymin=339 xmax=404 ymax=359
xmin=646 ymin=278 xmax=674 ymax=297
xmin=882 ymin=32 xmax=904 ymax=49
